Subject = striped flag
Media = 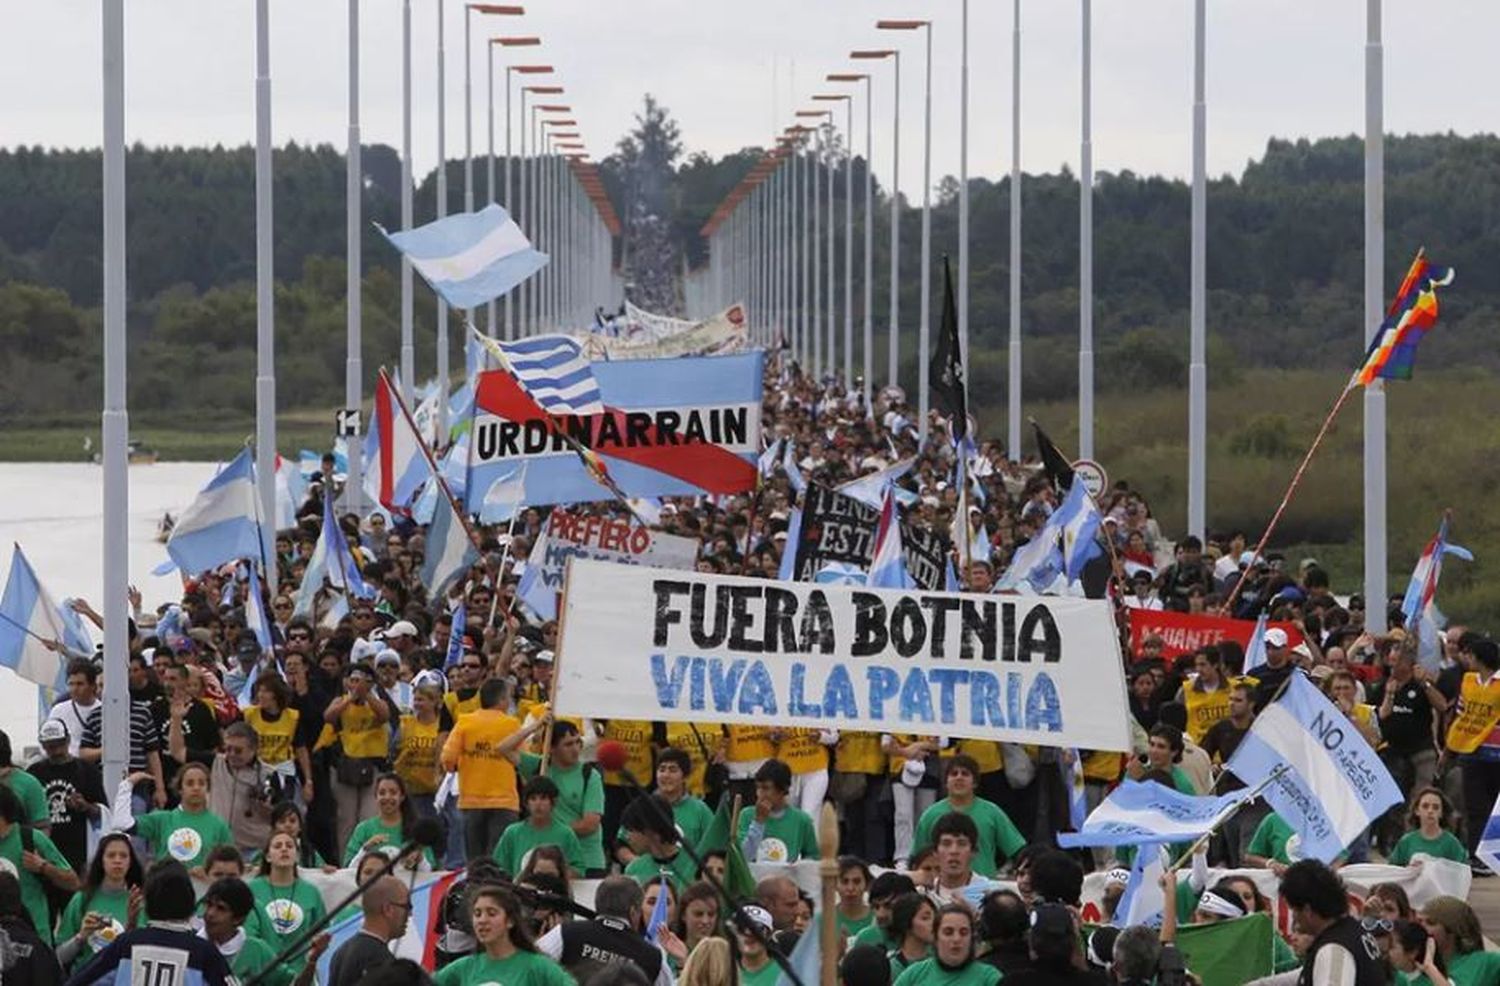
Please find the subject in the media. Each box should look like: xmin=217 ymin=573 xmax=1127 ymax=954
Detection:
xmin=1401 ymin=514 xmax=1472 ymax=671
xmin=491 ymin=335 xmax=604 ymax=417
xmin=423 ymin=490 xmax=478 ymax=597
xmin=381 ymin=204 xmax=548 ymax=311
xmin=166 ymin=448 xmax=264 ymax=576
xmin=0 ymin=545 xmax=92 ymax=688
xmin=1355 ymin=251 xmax=1454 ymax=387
xmin=867 ymin=486 xmax=915 ymax=589
xmin=365 ymin=370 xmax=430 ymax=515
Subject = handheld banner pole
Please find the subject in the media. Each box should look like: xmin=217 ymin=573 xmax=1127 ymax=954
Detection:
xmin=1167 ymin=762 xmax=1291 ymax=872
xmin=818 ymin=802 xmax=840 ymax=986
xmin=538 ymin=559 xmax=574 ymax=775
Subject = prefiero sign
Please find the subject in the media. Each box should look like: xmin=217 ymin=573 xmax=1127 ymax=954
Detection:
xmin=520 ymin=510 xmax=700 ymax=620
xmin=555 ymin=560 xmax=1133 ymax=750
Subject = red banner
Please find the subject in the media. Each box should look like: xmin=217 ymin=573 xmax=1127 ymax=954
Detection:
xmin=1126 ymin=609 xmax=1303 ymax=661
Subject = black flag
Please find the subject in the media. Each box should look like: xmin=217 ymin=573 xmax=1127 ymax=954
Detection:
xmin=929 ymin=256 xmax=967 ymax=440
xmin=1032 ymin=421 xmax=1075 ymax=493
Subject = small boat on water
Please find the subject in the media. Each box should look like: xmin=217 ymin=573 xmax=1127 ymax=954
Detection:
xmin=156 ymin=512 xmax=175 ymax=543
xmin=88 ymin=438 xmax=159 ymax=465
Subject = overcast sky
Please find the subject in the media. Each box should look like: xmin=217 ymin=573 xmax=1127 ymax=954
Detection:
xmin=3 ymin=1 xmax=1497 ymax=199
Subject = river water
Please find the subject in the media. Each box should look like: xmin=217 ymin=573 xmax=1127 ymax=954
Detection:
xmin=0 ymin=462 xmax=218 ymax=746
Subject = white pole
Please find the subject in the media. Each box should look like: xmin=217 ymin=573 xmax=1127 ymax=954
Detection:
xmin=1079 ymin=0 xmax=1094 ymax=459
xmin=436 ymin=1 xmax=450 ymax=438
xmin=504 ymin=67 xmax=514 ymax=340
xmin=812 ymin=126 xmax=822 ymax=380
xmin=918 ymin=23 xmax=932 ymax=443
xmin=400 ymin=0 xmax=415 ymax=402
xmin=844 ymin=97 xmax=854 ymax=388
xmin=463 ymin=5 xmax=475 ymax=347
xmin=486 ymin=42 xmax=496 ymax=336
xmin=1188 ymin=0 xmax=1207 ymax=541
xmin=1364 ymin=0 xmax=1386 ymax=632
xmin=346 ymin=0 xmax=364 ymax=509
xmin=101 ymin=0 xmax=129 ymax=797
xmin=799 ymin=134 xmax=808 ymax=368
xmin=958 ymin=0 xmax=969 ymax=389
xmin=827 ymin=122 xmax=837 ymax=386
xmin=519 ymin=92 xmax=529 ymax=337
xmin=1008 ymin=2 xmax=1022 ymax=460
xmin=888 ymin=52 xmax=901 ymax=390
xmin=254 ymin=0 xmax=276 ymax=594
xmin=863 ymin=76 xmax=874 ymax=416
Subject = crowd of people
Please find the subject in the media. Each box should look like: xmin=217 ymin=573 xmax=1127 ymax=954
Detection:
xmin=0 ymin=361 xmax=1495 ymax=986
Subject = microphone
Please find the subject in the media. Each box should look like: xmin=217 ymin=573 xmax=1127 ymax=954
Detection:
xmin=591 ymin=739 xmax=808 ymax=986
xmin=243 ymin=818 xmax=446 ymax=986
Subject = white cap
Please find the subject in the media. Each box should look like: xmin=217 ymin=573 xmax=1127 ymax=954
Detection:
xmin=350 ymin=639 xmax=381 ymax=663
xmin=374 ymin=648 xmax=402 ymax=668
xmin=386 ymin=620 xmax=419 ymax=639
xmin=1264 ymin=628 xmax=1289 ymax=649
xmin=739 ymin=905 xmax=774 ymax=933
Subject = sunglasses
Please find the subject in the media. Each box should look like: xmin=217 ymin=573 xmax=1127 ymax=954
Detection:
xmin=1360 ymin=916 xmax=1394 ymax=934
xmin=460 ymin=663 xmax=484 ymax=671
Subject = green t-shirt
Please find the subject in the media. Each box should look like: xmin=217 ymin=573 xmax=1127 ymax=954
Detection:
xmin=1448 ymin=949 xmax=1500 ymax=986
xmin=542 ymin=758 xmax=607 ymax=872
xmin=2 ymin=770 xmax=50 ymax=826
xmin=433 ymin=948 xmax=576 ymax=986
xmin=1273 ymin=933 xmax=1300 ymax=974
xmin=837 ymin=909 xmax=874 ymax=941
xmin=249 ymin=876 xmax=328 ymax=962
xmin=228 ymin=934 xmax=284 ymax=985
xmin=893 ymin=957 xmax=1003 ymax=986
xmin=0 ymin=824 xmax=71 ymax=943
xmin=890 ymin=948 xmax=931 ymax=980
xmin=910 ymin=797 xmax=1027 ymax=877
xmin=492 ymin=818 xmax=585 ymax=876
xmin=343 ymin=816 xmax=437 ymax=867
xmin=739 ymin=960 xmax=783 ymax=986
xmin=1247 ymin=812 xmax=1296 ymax=865
xmin=737 ymin=805 xmax=820 ymax=862
xmin=1389 ymin=829 xmax=1468 ymax=865
xmin=55 ymin=886 xmax=130 ymax=967
xmin=135 ymin=805 xmax=233 ymax=870
xmin=624 ymin=848 xmax=698 ymax=891
xmin=615 ymin=793 xmax=717 ymax=864
xmin=853 ymin=924 xmax=898 ymax=951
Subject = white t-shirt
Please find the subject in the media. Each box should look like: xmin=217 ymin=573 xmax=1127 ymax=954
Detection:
xmin=48 ymin=698 xmax=101 ymax=756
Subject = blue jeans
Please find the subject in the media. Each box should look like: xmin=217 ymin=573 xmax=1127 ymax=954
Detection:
xmin=441 ymin=798 xmax=466 ymax=869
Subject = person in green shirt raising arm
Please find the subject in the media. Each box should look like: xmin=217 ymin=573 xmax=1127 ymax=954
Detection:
xmin=493 ymin=776 xmax=585 ymax=878
xmin=911 ymin=756 xmax=1026 ymax=878
xmin=737 ymin=759 xmax=819 ymax=863
xmin=0 ymin=783 xmax=77 ymax=944
xmin=893 ymin=904 xmax=1001 ymax=986
xmin=434 ymin=884 xmax=573 ymax=986
xmin=113 ymin=762 xmax=233 ymax=878
xmin=53 ymin=831 xmax=140 ymax=971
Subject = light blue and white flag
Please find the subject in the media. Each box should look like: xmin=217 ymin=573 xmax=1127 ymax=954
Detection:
xmin=645 ymin=871 xmax=672 ymax=941
xmin=814 ymin=562 xmax=867 ymax=586
xmin=300 ymin=443 xmax=349 ymax=480
xmin=995 ymin=519 xmax=1064 ymax=594
xmin=381 ymin=203 xmax=548 ymax=311
xmin=1241 ymin=613 xmax=1270 ymax=675
xmin=1113 ymin=844 xmax=1170 ymax=929
xmin=775 ymin=911 xmax=821 ymax=986
xmin=166 ymin=449 xmax=264 ymax=576
xmin=0 ymin=545 xmax=93 ymax=688
xmin=1226 ymin=671 xmax=1403 ymax=863
xmin=867 ymin=487 xmax=915 ymax=590
xmin=1054 ymin=481 xmax=1104 ymax=581
xmin=322 ymin=492 xmax=376 ymax=600
xmin=243 ymin=563 xmax=274 ymax=655
xmin=445 ymin=603 xmax=468 ymax=668
xmin=478 ymin=463 xmax=528 ymax=525
xmin=423 ymin=490 xmax=479 ymax=597
xmin=1057 ymin=780 xmax=1246 ymax=849
xmin=1476 ymin=789 xmax=1500 ymax=876
xmin=838 ymin=457 xmax=916 ymax=509
xmin=782 ymin=440 xmax=805 ymax=496
xmin=1063 ymin=750 xmax=1088 ymax=832
xmin=776 ymin=509 xmax=803 ymax=582
xmin=757 ymin=437 xmax=783 ymax=480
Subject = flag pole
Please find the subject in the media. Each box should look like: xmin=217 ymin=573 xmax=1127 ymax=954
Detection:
xmin=538 ymin=560 xmax=573 ymax=776
xmin=378 ymin=367 xmax=486 ymax=555
xmin=1221 ymin=383 xmax=1358 ymax=615
xmin=1166 ymin=762 xmax=1290 ymax=872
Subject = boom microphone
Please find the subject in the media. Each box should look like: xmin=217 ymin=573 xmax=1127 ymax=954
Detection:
xmin=595 ymin=740 xmax=630 ymax=774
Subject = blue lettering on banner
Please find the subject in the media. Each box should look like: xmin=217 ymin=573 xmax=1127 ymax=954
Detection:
xmin=647 ymin=654 xmax=1065 ymax=736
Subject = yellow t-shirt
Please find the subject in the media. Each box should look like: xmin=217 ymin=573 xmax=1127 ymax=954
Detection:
xmin=393 ymin=715 xmax=442 ymax=795
xmin=725 ymin=726 xmax=775 ymax=763
xmin=660 ymin=721 xmax=722 ymax=796
xmin=440 ymin=708 xmax=522 ymax=810
xmin=1447 ymin=673 xmax=1500 ymax=754
xmin=444 ymin=689 xmax=482 ymax=722
xmin=885 ymin=734 xmax=938 ymax=776
xmin=1082 ymin=749 xmax=1124 ymax=784
xmin=601 ymin=719 xmax=653 ymax=786
xmin=954 ymin=739 xmax=1002 ymax=775
xmin=1183 ymin=679 xmax=1231 ymax=744
xmin=244 ymin=707 xmax=300 ymax=768
xmin=834 ymin=733 xmax=886 ymax=775
xmin=776 ymin=729 xmax=828 ymax=775
xmin=336 ymin=701 xmax=388 ymax=759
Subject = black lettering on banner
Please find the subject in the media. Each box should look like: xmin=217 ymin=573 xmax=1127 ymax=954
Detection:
xmin=625 ymin=412 xmax=652 ymax=446
xmin=764 ymin=586 xmax=800 ymax=654
xmin=728 ymin=585 xmax=764 ymax=654
xmin=690 ymin=583 xmax=729 ymax=648
xmin=798 ymin=591 xmax=836 ymax=654
xmin=496 ymin=420 xmax=520 ymax=456
xmin=851 ymin=592 xmax=887 ymax=656
xmin=653 ymin=580 xmax=691 ymax=645
xmin=657 ymin=410 xmax=682 ymax=444
xmin=792 ymin=484 xmax=949 ymax=589
xmin=960 ymin=599 xmax=997 ymax=662
xmin=890 ymin=597 xmax=927 ymax=657
xmin=1018 ymin=604 xmax=1063 ymax=663
xmin=921 ymin=596 xmax=961 ymax=658
xmin=596 ymin=414 xmax=623 ymax=447
xmin=1001 ymin=602 xmax=1017 ymax=662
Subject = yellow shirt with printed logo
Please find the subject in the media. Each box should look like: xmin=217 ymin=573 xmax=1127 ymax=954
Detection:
xmin=601 ymin=719 xmax=653 ymax=786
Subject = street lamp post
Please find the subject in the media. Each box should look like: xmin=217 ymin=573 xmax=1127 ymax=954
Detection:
xmin=1079 ymin=0 xmax=1094 ymax=459
xmin=1009 ymin=0 xmax=1023 ymax=460
xmin=254 ymin=0 xmax=276 ymax=592
xmin=346 ymin=0 xmax=363 ymax=507
xmin=519 ymin=84 xmax=562 ymax=336
xmin=850 ymin=48 xmax=899 ymax=392
xmin=816 ymin=93 xmax=854 ymax=388
xmin=829 ymin=72 xmax=874 ymax=416
xmin=505 ymin=66 xmax=553 ymax=339
xmin=464 ymin=5 xmax=524 ymax=344
xmin=400 ymin=0 xmax=414 ymax=401
xmin=796 ymin=110 xmax=830 ymax=381
xmin=488 ymin=36 xmax=539 ymax=342
xmin=878 ymin=19 xmax=933 ymax=442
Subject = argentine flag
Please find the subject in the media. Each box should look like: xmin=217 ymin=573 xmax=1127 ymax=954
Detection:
xmin=166 ymin=448 xmax=264 ymax=576
xmin=382 ymin=204 xmax=549 ymax=311
xmin=0 ymin=545 xmax=93 ymax=689
xmin=867 ymin=487 xmax=915 ymax=590
xmin=423 ymin=491 xmax=479 ymax=596
xmin=1054 ymin=481 xmax=1104 ymax=580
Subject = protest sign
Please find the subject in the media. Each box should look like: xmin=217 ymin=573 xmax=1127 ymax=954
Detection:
xmin=791 ymin=483 xmax=948 ymax=590
xmin=583 ymin=302 xmax=750 ymax=360
xmin=518 ymin=509 xmax=700 ymax=620
xmin=1127 ymin=608 xmax=1303 ymax=661
xmin=554 ymin=559 xmax=1133 ymax=750
xmin=468 ymin=351 xmax=762 ymax=507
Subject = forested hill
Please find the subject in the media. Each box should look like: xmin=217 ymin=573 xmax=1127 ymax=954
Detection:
xmin=1 ymin=131 xmax=1497 ymax=420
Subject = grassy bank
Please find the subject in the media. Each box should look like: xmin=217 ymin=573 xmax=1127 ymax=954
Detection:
xmin=972 ymin=366 xmax=1500 ymax=622
xmin=0 ymin=410 xmax=337 ymax=463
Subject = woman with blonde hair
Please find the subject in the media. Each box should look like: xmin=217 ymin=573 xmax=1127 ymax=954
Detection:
xmin=678 ymin=935 xmax=733 ymax=986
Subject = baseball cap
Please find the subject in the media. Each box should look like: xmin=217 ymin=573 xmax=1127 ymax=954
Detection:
xmin=38 ymin=719 xmax=69 ymax=744
xmin=1029 ymin=902 xmax=1075 ymax=938
xmin=534 ymin=650 xmax=555 ymax=665
xmin=236 ymin=637 xmax=262 ymax=658
xmin=350 ymin=639 xmax=381 ymax=663
xmin=386 ymin=620 xmax=419 ymax=639
xmin=1264 ymin=628 xmax=1288 ymax=648
xmin=374 ymin=649 xmax=402 ymax=668
xmin=737 ymin=905 xmax=774 ymax=934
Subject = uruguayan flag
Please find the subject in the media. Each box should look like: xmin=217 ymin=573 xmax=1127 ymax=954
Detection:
xmin=0 ymin=545 xmax=93 ymax=688
xmin=382 ymin=203 xmax=548 ymax=311
xmin=494 ymin=335 xmax=604 ymax=416
xmin=423 ymin=490 xmax=478 ymax=596
xmin=166 ymin=448 xmax=264 ymax=576
xmin=1226 ymin=671 xmax=1403 ymax=863
xmin=1057 ymin=780 xmax=1246 ymax=849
